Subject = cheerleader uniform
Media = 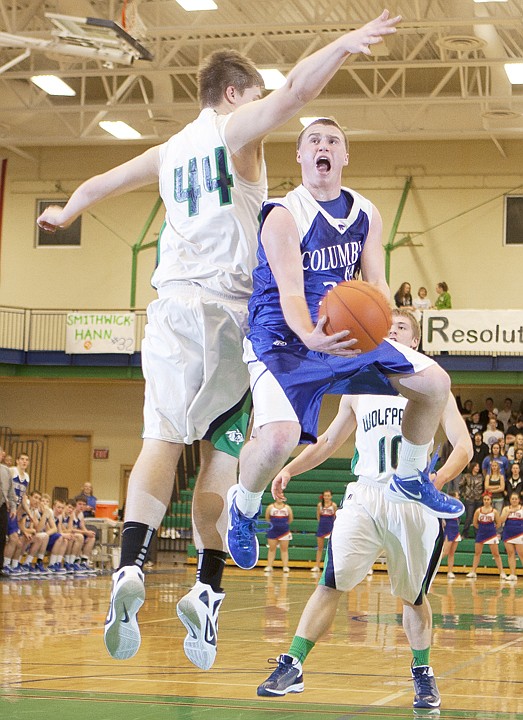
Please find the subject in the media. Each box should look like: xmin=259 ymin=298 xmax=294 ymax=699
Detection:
xmin=502 ymin=507 xmax=523 ymax=545
xmin=444 ymin=518 xmax=461 ymax=543
xmin=475 ymin=509 xmax=498 ymax=544
xmin=316 ymin=504 xmax=336 ymax=539
xmin=267 ymin=505 xmax=292 ymax=541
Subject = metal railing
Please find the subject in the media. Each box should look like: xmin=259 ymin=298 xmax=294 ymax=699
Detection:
xmin=0 ymin=306 xmax=148 ymax=353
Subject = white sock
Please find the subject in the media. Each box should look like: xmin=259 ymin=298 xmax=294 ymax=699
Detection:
xmin=4 ymin=559 xmax=11 ymax=567
xmin=65 ymin=555 xmax=74 ymax=564
xmin=235 ymin=481 xmax=264 ymax=518
xmin=396 ymin=439 xmax=431 ymax=479
xmin=12 ymin=560 xmax=19 ymax=568
xmin=26 ymin=556 xmax=33 ymax=565
xmin=50 ymin=554 xmax=59 ymax=565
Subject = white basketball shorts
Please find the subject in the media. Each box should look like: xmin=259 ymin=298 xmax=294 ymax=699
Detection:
xmin=142 ymin=283 xmax=249 ymax=444
xmin=322 ymin=481 xmax=443 ymax=604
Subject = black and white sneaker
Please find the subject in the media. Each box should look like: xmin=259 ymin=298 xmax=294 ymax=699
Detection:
xmin=104 ymin=565 xmax=145 ymax=660
xmin=412 ymin=665 xmax=441 ymax=709
xmin=176 ymin=581 xmax=225 ymax=670
xmin=257 ymin=654 xmax=304 ymax=697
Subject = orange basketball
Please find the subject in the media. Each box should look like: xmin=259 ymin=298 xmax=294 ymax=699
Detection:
xmin=319 ymin=280 xmax=392 ymax=353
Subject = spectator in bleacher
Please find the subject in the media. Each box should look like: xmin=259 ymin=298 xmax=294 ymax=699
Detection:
xmin=497 ymin=398 xmax=513 ymax=433
xmin=500 ymin=492 xmax=523 ymax=581
xmin=459 ymin=461 xmax=484 ymax=538
xmin=511 ymin=448 xmax=523 ymax=477
xmin=467 ymin=413 xmax=484 ymax=438
xmin=433 ymin=281 xmax=452 ymax=310
xmin=256 ymin=310 xmax=472 ymax=709
xmin=77 ymin=482 xmax=97 ymax=518
xmin=479 ymin=397 xmax=496 ymax=430
xmin=505 ymin=463 xmax=523 ymax=505
xmin=394 ymin=282 xmax=413 ymax=309
xmin=482 ymin=443 xmax=509 ymax=479
xmin=483 ymin=461 xmax=505 ymax=515
xmin=482 ymin=417 xmax=504 ymax=449
xmin=507 ymin=433 xmax=523 ymax=462
xmin=471 ymin=433 xmax=489 ymax=468
xmin=506 ymin=415 xmax=523 ymax=446
xmin=441 ymin=498 xmax=463 ymax=579
xmin=0 ymin=447 xmax=17 ymax=575
xmin=3 ymin=454 xmax=13 ymax=468
xmin=466 ymin=492 xmax=508 ymax=580
xmin=412 ymin=286 xmax=431 ymax=322
xmin=311 ymin=490 xmax=338 ymax=574
xmin=264 ymin=498 xmax=294 ymax=574
xmin=455 ymin=396 xmax=473 ymax=418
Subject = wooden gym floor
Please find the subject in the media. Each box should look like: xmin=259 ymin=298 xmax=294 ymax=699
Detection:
xmin=1 ymin=564 xmax=522 ymax=720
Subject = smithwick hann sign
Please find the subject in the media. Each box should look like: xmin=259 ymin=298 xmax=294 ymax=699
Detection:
xmin=422 ymin=310 xmax=523 ymax=353
xmin=65 ymin=312 xmax=135 ymax=354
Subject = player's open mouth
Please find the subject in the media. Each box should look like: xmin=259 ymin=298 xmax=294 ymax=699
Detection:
xmin=316 ymin=156 xmax=331 ymax=172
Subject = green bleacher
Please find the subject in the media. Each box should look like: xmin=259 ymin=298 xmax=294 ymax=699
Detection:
xmin=181 ymin=458 xmax=518 ymax=576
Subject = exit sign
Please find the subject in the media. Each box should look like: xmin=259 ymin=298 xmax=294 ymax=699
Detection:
xmin=93 ymin=448 xmax=109 ymax=460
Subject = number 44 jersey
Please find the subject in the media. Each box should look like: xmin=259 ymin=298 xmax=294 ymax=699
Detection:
xmin=153 ymin=108 xmax=268 ymax=300
xmin=351 ymin=395 xmax=413 ymax=485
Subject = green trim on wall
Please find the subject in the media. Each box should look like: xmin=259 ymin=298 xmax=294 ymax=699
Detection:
xmin=0 ymin=364 xmax=144 ymax=380
xmin=449 ymin=371 xmax=523 ymax=386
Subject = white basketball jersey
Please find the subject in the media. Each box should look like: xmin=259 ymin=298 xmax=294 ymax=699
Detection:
xmin=153 ymin=108 xmax=268 ymax=299
xmin=351 ymin=395 xmax=407 ymax=484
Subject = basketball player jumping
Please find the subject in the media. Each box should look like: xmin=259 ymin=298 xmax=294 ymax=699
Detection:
xmin=256 ymin=309 xmax=472 ymax=709
xmin=226 ymin=119 xmax=465 ymax=572
xmin=37 ymin=11 xmax=402 ymax=671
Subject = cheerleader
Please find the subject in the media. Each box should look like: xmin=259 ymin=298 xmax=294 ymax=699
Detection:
xmin=441 ymin=493 xmax=463 ymax=579
xmin=500 ymin=492 xmax=523 ymax=581
xmin=311 ymin=490 xmax=337 ymax=573
xmin=466 ymin=492 xmax=508 ymax=580
xmin=265 ymin=499 xmax=294 ymax=573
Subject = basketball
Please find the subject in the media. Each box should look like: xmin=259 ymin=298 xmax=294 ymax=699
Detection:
xmin=319 ymin=280 xmax=392 ymax=353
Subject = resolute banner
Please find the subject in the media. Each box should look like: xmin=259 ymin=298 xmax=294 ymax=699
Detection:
xmin=422 ymin=310 xmax=523 ymax=353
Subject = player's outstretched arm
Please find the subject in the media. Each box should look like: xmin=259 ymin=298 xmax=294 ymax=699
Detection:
xmin=37 ymin=146 xmax=161 ymax=231
xmin=271 ymin=397 xmax=357 ymax=499
xmin=435 ymin=394 xmax=474 ymax=490
xmin=226 ymin=10 xmax=401 ymax=153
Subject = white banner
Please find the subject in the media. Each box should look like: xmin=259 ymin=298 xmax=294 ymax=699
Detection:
xmin=422 ymin=310 xmax=523 ymax=353
xmin=65 ymin=312 xmax=135 ymax=354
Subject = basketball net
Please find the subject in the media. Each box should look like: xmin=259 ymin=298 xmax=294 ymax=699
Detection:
xmin=121 ymin=0 xmax=147 ymax=40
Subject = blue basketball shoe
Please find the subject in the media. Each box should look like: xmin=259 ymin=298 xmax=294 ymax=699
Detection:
xmin=412 ymin=664 xmax=441 ymax=709
xmin=385 ymin=455 xmax=464 ymax=519
xmin=257 ymin=654 xmax=304 ymax=697
xmin=226 ymin=485 xmax=261 ymax=570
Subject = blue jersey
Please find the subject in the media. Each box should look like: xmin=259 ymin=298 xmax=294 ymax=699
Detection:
xmin=10 ymin=470 xmax=29 ymax=507
xmin=248 ymin=184 xmax=372 ymax=345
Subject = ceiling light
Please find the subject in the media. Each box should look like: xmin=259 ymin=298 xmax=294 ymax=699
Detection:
xmin=259 ymin=69 xmax=286 ymax=90
xmin=31 ymin=75 xmax=76 ymax=96
xmin=299 ymin=117 xmax=323 ymax=127
xmin=504 ymin=63 xmax=523 ymax=84
xmin=99 ymin=121 xmax=141 ymax=139
xmin=176 ymin=0 xmax=217 ymax=10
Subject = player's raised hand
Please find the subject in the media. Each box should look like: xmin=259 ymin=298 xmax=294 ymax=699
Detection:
xmin=37 ymin=204 xmax=69 ymax=233
xmin=272 ymin=469 xmax=292 ymax=501
xmin=302 ymin=315 xmax=361 ymax=357
xmin=344 ymin=10 xmax=401 ymax=56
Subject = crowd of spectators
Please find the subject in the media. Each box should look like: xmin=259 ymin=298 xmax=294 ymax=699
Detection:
xmin=453 ymin=395 xmax=523 ymax=539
